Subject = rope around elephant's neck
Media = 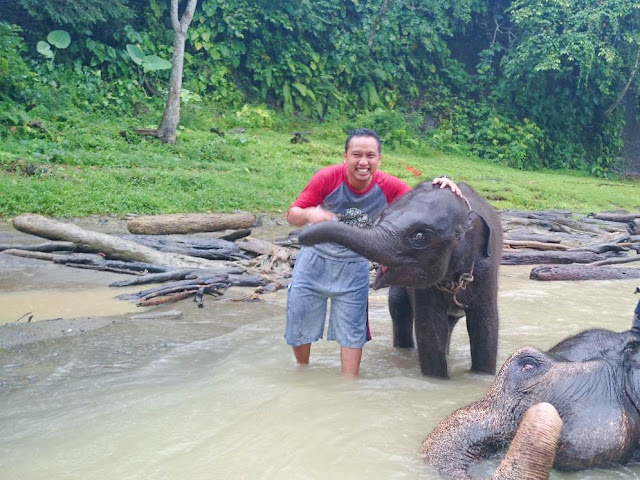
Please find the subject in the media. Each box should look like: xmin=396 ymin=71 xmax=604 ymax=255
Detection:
xmin=436 ymin=261 xmax=475 ymax=308
xmin=461 ymin=194 xmax=471 ymax=211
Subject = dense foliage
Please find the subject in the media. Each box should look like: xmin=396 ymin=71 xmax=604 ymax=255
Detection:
xmin=2 ymin=0 xmax=640 ymax=175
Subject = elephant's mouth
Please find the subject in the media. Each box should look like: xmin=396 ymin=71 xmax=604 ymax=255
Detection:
xmin=373 ymin=264 xmax=421 ymax=289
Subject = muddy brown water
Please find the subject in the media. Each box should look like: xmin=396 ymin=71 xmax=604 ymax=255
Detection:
xmin=1 ymin=216 xmax=639 ymax=479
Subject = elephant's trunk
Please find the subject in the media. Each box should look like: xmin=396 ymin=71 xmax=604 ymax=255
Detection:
xmin=422 ymin=400 xmax=506 ymax=479
xmin=423 ymin=401 xmax=561 ymax=480
xmin=298 ymin=221 xmax=397 ymax=266
xmin=491 ymin=402 xmax=562 ymax=480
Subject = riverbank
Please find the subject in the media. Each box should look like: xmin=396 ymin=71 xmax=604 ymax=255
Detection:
xmin=0 ymin=213 xmax=296 ymax=347
xmin=2 ymin=208 xmax=639 ymax=349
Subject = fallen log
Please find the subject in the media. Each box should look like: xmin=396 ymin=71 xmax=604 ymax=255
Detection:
xmin=577 ymin=243 xmax=629 ymax=254
xmin=503 ymin=240 xmax=570 ymax=251
xmin=11 ymin=214 xmax=237 ymax=270
xmin=580 ymin=217 xmax=629 ymax=232
xmin=126 ymin=212 xmax=256 ymax=235
xmin=217 ymin=228 xmax=253 ymax=242
xmin=117 ymin=275 xmax=231 ymax=307
xmin=108 ymin=266 xmax=246 ymax=287
xmin=588 ymin=212 xmax=640 ymax=222
xmin=0 ymin=241 xmax=76 ymax=252
xmin=501 ymin=210 xmax=605 ymax=235
xmin=588 ymin=256 xmax=640 ymax=267
xmin=2 ymin=249 xmax=172 ymax=274
xmin=115 ymin=273 xmax=265 ymax=303
xmin=501 ymin=249 xmax=619 ymax=265
xmin=503 ymin=233 xmax=562 ymax=244
xmin=1 ymin=249 xmax=98 ymax=263
xmin=137 ymin=290 xmax=201 ymax=307
xmin=115 ymin=275 xmax=231 ymax=301
xmin=119 ymin=234 xmax=248 ymax=260
xmin=530 ymin=264 xmax=640 ymax=281
xmin=64 ymin=263 xmax=146 ymax=275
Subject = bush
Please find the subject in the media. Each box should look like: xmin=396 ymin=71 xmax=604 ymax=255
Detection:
xmin=0 ymin=23 xmax=34 ymax=102
xmin=345 ymin=108 xmax=421 ymax=149
xmin=471 ymin=115 xmax=545 ymax=170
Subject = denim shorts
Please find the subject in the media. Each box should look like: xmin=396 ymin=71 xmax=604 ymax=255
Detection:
xmin=285 ymin=247 xmax=371 ymax=349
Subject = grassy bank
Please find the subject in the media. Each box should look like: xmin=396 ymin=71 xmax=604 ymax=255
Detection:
xmin=1 ymin=103 xmax=638 ymax=218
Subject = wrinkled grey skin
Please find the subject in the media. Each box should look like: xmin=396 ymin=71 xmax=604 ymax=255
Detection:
xmin=422 ymin=329 xmax=640 ymax=478
xmin=490 ymin=402 xmax=562 ymax=480
xmin=298 ymin=181 xmax=503 ymax=378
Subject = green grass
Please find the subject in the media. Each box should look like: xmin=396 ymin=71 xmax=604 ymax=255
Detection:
xmin=0 ymin=103 xmax=638 ymax=218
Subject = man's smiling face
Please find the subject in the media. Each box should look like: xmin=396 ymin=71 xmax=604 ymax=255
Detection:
xmin=343 ymin=135 xmax=381 ymax=191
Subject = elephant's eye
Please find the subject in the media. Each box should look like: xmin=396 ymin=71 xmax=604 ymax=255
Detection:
xmin=410 ymin=229 xmax=432 ymax=248
xmin=518 ymin=355 xmax=540 ymax=372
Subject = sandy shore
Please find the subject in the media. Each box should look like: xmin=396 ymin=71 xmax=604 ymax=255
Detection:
xmin=0 ymin=315 xmax=124 ymax=348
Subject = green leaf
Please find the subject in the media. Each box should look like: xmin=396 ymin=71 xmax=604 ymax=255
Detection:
xmin=47 ymin=30 xmax=71 ymax=49
xmin=141 ymin=55 xmax=171 ymax=72
xmin=292 ymin=82 xmax=308 ymax=96
xmin=283 ymin=83 xmax=293 ymax=114
xmin=126 ymin=44 xmax=145 ymax=65
xmin=37 ymin=41 xmax=54 ymax=59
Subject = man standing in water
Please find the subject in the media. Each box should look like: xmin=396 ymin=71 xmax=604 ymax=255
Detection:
xmin=285 ymin=128 xmax=461 ymax=376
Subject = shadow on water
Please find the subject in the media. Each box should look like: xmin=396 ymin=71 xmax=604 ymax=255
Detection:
xmin=1 ymin=217 xmax=639 ymax=479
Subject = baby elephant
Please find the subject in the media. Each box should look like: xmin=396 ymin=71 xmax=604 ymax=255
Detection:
xmin=299 ymin=181 xmax=503 ymax=378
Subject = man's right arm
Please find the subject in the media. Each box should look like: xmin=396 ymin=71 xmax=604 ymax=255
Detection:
xmin=287 ymin=205 xmax=337 ymax=227
xmin=287 ymin=166 xmax=341 ymax=227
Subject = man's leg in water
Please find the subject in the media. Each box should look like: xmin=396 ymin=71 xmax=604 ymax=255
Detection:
xmin=341 ymin=346 xmax=362 ymax=376
xmin=293 ymin=344 xmax=311 ymax=364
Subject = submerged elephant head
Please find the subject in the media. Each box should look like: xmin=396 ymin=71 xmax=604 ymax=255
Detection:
xmin=422 ymin=329 xmax=640 ymax=478
xmin=299 ymin=181 xmax=501 ymax=289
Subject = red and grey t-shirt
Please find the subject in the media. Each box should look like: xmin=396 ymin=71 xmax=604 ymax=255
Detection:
xmin=289 ymin=164 xmax=411 ymax=260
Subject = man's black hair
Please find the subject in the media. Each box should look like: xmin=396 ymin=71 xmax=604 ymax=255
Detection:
xmin=344 ymin=128 xmax=381 ymax=153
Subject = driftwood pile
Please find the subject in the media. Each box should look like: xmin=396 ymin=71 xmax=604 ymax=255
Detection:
xmin=3 ymin=213 xmax=298 ymax=308
xmin=2 ymin=209 xmax=640 ymax=309
xmin=500 ymin=210 xmax=640 ymax=280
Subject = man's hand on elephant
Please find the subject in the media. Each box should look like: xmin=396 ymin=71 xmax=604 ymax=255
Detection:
xmin=433 ymin=177 xmax=463 ymax=197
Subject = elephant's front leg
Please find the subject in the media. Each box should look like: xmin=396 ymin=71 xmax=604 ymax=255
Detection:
xmin=389 ymin=285 xmax=414 ymax=348
xmin=413 ymin=289 xmax=450 ymax=378
xmin=465 ymin=295 xmax=499 ymax=375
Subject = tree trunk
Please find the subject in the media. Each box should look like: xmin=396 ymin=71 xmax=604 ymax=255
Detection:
xmin=530 ymin=264 xmax=640 ymax=281
xmin=501 ymin=249 xmax=619 ymax=265
xmin=126 ymin=212 xmax=256 ymax=234
xmin=156 ymin=0 xmax=198 ymax=144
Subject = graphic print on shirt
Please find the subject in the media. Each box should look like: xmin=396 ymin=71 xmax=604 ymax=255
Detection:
xmin=338 ymin=207 xmax=372 ymax=228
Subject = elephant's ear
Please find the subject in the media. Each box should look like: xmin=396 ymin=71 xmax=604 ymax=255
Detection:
xmin=469 ymin=211 xmax=496 ymax=258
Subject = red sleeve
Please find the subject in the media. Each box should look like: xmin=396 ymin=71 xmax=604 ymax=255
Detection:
xmin=287 ymin=165 xmax=343 ymax=215
xmin=377 ymin=172 xmax=411 ymax=204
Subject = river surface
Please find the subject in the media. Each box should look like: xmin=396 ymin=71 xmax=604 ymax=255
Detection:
xmin=1 ymin=219 xmax=640 ymax=479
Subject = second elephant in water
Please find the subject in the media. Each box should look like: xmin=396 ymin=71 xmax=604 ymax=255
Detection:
xmin=299 ymin=181 xmax=503 ymax=378
xmin=422 ymin=328 xmax=640 ymax=478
